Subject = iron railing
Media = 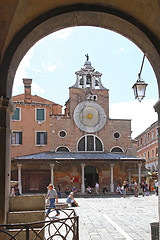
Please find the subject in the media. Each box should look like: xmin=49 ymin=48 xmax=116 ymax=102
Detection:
xmin=0 ymin=208 xmax=79 ymax=240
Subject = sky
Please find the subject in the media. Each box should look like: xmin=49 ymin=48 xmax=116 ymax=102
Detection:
xmin=12 ymin=26 xmax=158 ymax=138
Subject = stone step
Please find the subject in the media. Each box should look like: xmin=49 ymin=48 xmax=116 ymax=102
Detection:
xmin=10 ymin=195 xmax=45 ymax=212
xmin=0 ymin=228 xmax=44 ymax=240
xmin=8 ymin=210 xmax=45 ymax=228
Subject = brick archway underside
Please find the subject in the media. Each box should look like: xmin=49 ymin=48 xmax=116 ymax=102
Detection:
xmin=0 ymin=4 xmax=160 ymax=98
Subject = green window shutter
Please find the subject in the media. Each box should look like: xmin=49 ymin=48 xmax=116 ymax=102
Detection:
xmin=36 ymin=109 xmax=44 ymax=121
xmin=37 ymin=132 xmax=40 ymax=145
xmin=44 ymin=132 xmax=47 ymax=145
xmin=19 ymin=132 xmax=22 ymax=144
xmin=12 ymin=108 xmax=20 ymax=120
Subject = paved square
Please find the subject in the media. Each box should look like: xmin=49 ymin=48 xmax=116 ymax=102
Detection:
xmin=73 ymin=194 xmax=158 ymax=240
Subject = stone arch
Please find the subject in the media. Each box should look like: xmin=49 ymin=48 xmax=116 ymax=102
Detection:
xmin=0 ymin=4 xmax=160 ymax=98
xmin=110 ymin=146 xmax=124 ymax=153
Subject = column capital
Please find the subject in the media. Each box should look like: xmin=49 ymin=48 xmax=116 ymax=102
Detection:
xmin=81 ymin=163 xmax=85 ymax=168
xmin=154 ymin=99 xmax=160 ymax=113
xmin=0 ymin=97 xmax=14 ymax=113
xmin=50 ymin=164 xmax=55 ymax=168
xmin=110 ymin=163 xmax=114 ymax=167
xmin=17 ymin=163 xmax=22 ymax=168
xmin=138 ymin=163 xmax=142 ymax=168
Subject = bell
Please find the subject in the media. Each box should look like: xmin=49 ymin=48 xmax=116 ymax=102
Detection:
xmin=95 ymin=80 xmax=99 ymax=86
xmin=79 ymin=78 xmax=84 ymax=85
xmin=86 ymin=74 xmax=91 ymax=85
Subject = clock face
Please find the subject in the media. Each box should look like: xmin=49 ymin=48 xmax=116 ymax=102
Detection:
xmin=73 ymin=101 xmax=107 ymax=133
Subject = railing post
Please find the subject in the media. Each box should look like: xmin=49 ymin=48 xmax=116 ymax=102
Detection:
xmin=26 ymin=225 xmax=29 ymax=240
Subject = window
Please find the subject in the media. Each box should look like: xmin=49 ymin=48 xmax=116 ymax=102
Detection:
xmin=144 ymin=152 xmax=146 ymax=160
xmin=152 ymin=149 xmax=154 ymax=158
xmin=147 ymin=151 xmax=150 ymax=160
xmin=152 ymin=130 xmax=154 ymax=139
xmin=12 ymin=107 xmax=21 ymax=121
xmin=144 ymin=135 xmax=146 ymax=144
xmin=156 ymin=127 xmax=158 ymax=137
xmin=11 ymin=132 xmax=22 ymax=145
xmin=141 ymin=137 xmax=143 ymax=145
xmin=111 ymin=147 xmax=123 ymax=153
xmin=114 ymin=132 xmax=120 ymax=139
xmin=147 ymin=132 xmax=150 ymax=141
xmin=56 ymin=146 xmax=70 ymax=152
xmin=36 ymin=132 xmax=47 ymax=145
xmin=59 ymin=130 xmax=67 ymax=138
xmin=36 ymin=109 xmax=45 ymax=121
xmin=141 ymin=154 xmax=143 ymax=158
xmin=78 ymin=135 xmax=103 ymax=152
xmin=156 ymin=147 xmax=158 ymax=157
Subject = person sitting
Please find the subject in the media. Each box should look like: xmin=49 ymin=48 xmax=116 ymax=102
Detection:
xmin=65 ymin=186 xmax=70 ymax=196
xmin=15 ymin=186 xmax=20 ymax=196
xmin=66 ymin=192 xmax=79 ymax=207
xmin=116 ymin=185 xmax=122 ymax=194
xmin=72 ymin=186 xmax=77 ymax=194
xmin=103 ymin=186 xmax=108 ymax=194
xmin=86 ymin=186 xmax=92 ymax=194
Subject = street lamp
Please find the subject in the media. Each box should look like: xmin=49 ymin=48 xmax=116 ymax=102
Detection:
xmin=132 ymin=54 xmax=148 ymax=102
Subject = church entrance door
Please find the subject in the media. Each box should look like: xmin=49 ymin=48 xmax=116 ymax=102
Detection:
xmin=84 ymin=166 xmax=98 ymax=188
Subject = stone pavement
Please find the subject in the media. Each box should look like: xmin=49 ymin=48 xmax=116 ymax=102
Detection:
xmin=74 ymin=194 xmax=158 ymax=240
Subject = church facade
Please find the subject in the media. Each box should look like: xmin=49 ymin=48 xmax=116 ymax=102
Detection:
xmin=11 ymin=58 xmax=145 ymax=194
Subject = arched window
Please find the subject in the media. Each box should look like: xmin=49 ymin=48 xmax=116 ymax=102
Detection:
xmin=78 ymin=135 xmax=103 ymax=152
xmin=56 ymin=146 xmax=70 ymax=152
xmin=110 ymin=147 xmax=124 ymax=153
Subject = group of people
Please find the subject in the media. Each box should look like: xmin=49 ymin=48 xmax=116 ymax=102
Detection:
xmin=86 ymin=183 xmax=108 ymax=195
xmin=116 ymin=179 xmax=158 ymax=198
xmin=56 ymin=184 xmax=78 ymax=198
xmin=10 ymin=186 xmax=20 ymax=196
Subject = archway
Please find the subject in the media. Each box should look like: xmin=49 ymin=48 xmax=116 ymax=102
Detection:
xmin=84 ymin=165 xmax=98 ymax=187
xmin=0 ymin=3 xmax=160 ymax=226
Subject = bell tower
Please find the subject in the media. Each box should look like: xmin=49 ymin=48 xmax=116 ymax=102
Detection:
xmin=72 ymin=54 xmax=107 ymax=90
xmin=69 ymin=56 xmax=109 ymax=123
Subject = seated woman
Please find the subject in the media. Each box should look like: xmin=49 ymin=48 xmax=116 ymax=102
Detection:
xmin=72 ymin=186 xmax=77 ymax=194
xmin=66 ymin=192 xmax=79 ymax=207
xmin=86 ymin=186 xmax=92 ymax=194
xmin=65 ymin=186 xmax=70 ymax=196
xmin=116 ymin=185 xmax=122 ymax=194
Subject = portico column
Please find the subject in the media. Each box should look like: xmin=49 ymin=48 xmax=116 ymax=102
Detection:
xmin=110 ymin=164 xmax=114 ymax=192
xmin=128 ymin=170 xmax=131 ymax=184
xmin=81 ymin=164 xmax=85 ymax=194
xmin=50 ymin=164 xmax=55 ymax=185
xmin=138 ymin=163 xmax=142 ymax=184
xmin=17 ymin=164 xmax=22 ymax=194
xmin=0 ymin=98 xmax=14 ymax=224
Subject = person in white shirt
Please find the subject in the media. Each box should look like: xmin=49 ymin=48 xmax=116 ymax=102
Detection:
xmin=116 ymin=185 xmax=122 ymax=194
xmin=95 ymin=182 xmax=99 ymax=195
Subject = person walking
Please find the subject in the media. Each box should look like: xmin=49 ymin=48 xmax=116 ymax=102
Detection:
xmin=57 ymin=183 xmax=61 ymax=198
xmin=155 ymin=180 xmax=158 ymax=196
xmin=95 ymin=182 xmax=99 ymax=195
xmin=46 ymin=184 xmax=60 ymax=217
xmin=122 ymin=181 xmax=127 ymax=198
xmin=134 ymin=181 xmax=138 ymax=197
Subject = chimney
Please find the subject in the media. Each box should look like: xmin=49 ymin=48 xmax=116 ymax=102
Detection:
xmin=23 ymin=78 xmax=32 ymax=103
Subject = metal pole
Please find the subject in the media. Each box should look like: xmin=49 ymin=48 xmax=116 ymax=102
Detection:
xmin=138 ymin=54 xmax=145 ymax=78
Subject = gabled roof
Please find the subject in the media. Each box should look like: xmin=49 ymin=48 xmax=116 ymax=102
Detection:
xmin=12 ymin=94 xmax=62 ymax=106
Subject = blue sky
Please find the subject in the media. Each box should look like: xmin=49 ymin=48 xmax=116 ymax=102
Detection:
xmin=13 ymin=27 xmax=158 ymax=138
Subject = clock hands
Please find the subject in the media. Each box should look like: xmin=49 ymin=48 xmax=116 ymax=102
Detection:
xmin=80 ymin=114 xmax=93 ymax=119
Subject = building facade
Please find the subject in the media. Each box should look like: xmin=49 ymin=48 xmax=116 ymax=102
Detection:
xmin=135 ymin=121 xmax=158 ymax=171
xmin=11 ymin=59 xmax=145 ymax=194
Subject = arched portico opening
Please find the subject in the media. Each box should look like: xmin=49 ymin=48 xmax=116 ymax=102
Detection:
xmin=84 ymin=165 xmax=98 ymax=188
xmin=0 ymin=3 xmax=160 ymax=227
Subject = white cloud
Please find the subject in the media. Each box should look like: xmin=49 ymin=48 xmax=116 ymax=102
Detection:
xmin=110 ymin=99 xmax=158 ymax=138
xmin=32 ymin=82 xmax=45 ymax=95
xmin=113 ymin=48 xmax=125 ymax=54
xmin=12 ymin=48 xmax=33 ymax=95
xmin=51 ymin=28 xmax=73 ymax=40
xmin=42 ymin=62 xmax=57 ymax=72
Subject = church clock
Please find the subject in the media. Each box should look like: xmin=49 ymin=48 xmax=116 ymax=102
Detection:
xmin=73 ymin=101 xmax=107 ymax=133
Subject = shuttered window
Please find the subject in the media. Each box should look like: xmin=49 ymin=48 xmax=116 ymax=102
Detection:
xmin=36 ymin=132 xmax=47 ymax=145
xmin=36 ymin=109 xmax=45 ymax=121
xmin=12 ymin=108 xmax=20 ymax=121
xmin=11 ymin=132 xmax=22 ymax=144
